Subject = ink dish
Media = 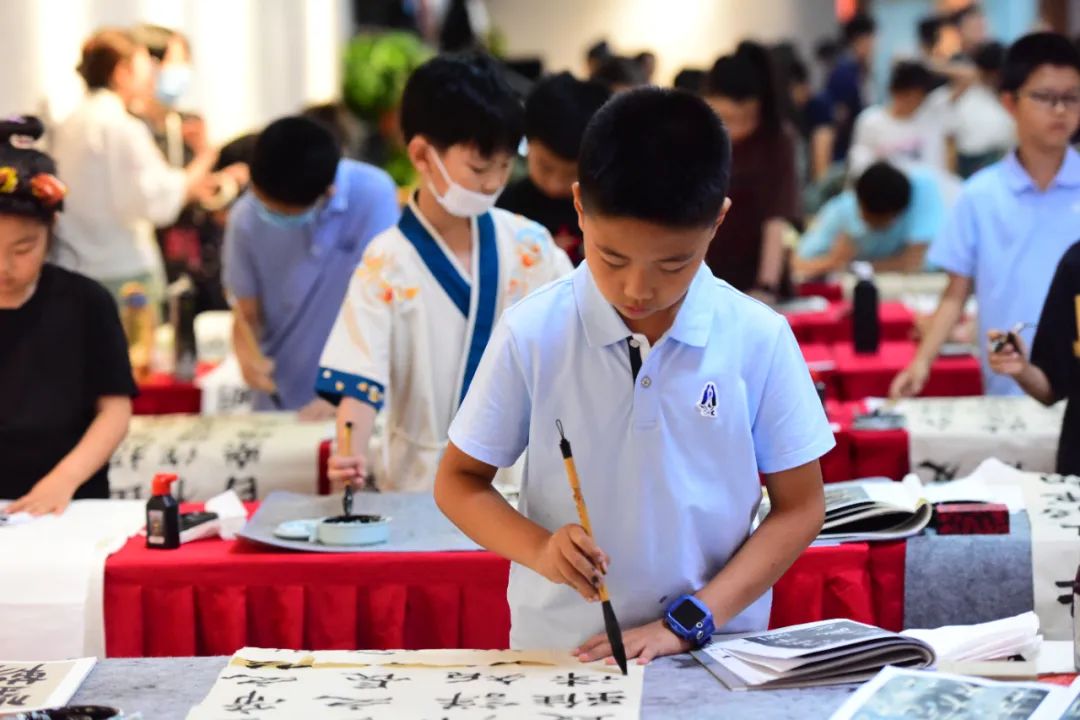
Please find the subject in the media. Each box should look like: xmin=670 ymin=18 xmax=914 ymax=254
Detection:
xmin=315 ymin=514 xmax=390 ymax=546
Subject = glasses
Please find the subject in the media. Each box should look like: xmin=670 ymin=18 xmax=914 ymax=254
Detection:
xmin=1023 ymin=89 xmax=1080 ymax=111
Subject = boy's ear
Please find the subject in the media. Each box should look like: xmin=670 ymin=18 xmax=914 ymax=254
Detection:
xmin=571 ymin=182 xmax=586 ymax=233
xmin=999 ymin=90 xmax=1019 ymax=117
xmin=713 ymin=197 xmax=733 ymax=233
xmin=407 ymin=136 xmax=432 ymax=177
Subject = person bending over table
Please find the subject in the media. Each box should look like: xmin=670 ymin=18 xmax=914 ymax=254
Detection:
xmin=0 ymin=117 xmax=136 ymax=515
xmin=793 ymin=161 xmax=945 ymax=278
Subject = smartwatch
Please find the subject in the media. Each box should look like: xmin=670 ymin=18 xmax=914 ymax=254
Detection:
xmin=664 ymin=595 xmax=715 ymax=647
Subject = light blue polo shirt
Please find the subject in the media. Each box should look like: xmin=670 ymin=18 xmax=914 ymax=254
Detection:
xmin=448 ymin=262 xmax=835 ymax=649
xmin=928 ymin=148 xmax=1080 ymax=396
xmin=223 ymin=159 xmax=399 ymax=410
xmin=798 ymin=167 xmax=946 ymax=262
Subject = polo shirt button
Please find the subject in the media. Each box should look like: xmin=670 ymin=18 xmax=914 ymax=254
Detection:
xmin=641 ymin=376 xmax=652 ymax=388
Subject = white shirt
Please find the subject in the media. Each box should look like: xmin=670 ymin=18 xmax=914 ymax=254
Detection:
xmin=849 ymin=103 xmax=949 ymax=176
xmin=51 ymin=90 xmax=186 ymax=281
xmin=448 ymin=263 xmax=836 ymax=649
xmin=946 ymin=84 xmax=1015 ymax=156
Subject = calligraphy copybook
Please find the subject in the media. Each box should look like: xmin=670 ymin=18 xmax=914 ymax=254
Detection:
xmin=185 ymin=648 xmax=645 ymax=719
xmin=0 ymin=658 xmax=96 ymax=713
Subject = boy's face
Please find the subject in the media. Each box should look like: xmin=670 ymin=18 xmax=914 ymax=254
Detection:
xmin=858 ymin=204 xmax=901 ymax=231
xmin=852 ymin=33 xmax=876 ymax=65
xmin=527 ymin=140 xmax=578 ymax=200
xmin=890 ymin=89 xmax=926 ymax=118
xmin=1003 ymin=65 xmax=1080 ymax=153
xmin=572 ymin=183 xmax=729 ymax=336
xmin=409 ymin=138 xmax=514 ymax=197
xmin=251 ymin=184 xmax=325 ymax=216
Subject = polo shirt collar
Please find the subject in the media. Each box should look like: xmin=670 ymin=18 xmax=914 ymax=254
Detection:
xmin=573 ymin=261 xmax=714 ymax=349
xmin=1002 ymin=147 xmax=1080 ymax=193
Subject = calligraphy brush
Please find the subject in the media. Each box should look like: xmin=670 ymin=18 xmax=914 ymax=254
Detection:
xmin=342 ymin=421 xmax=354 ymax=516
xmin=270 ymin=391 xmax=284 ymax=410
xmin=556 ymin=420 xmax=628 ymax=676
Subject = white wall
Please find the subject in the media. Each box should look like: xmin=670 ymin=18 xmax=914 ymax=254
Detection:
xmin=0 ymin=0 xmax=353 ymax=144
xmin=487 ymin=0 xmax=841 ymax=85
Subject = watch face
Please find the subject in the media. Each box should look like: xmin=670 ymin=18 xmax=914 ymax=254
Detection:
xmin=671 ymin=599 xmax=707 ymax=629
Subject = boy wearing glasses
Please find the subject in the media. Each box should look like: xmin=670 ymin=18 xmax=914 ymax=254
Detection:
xmin=891 ymin=33 xmax=1080 ymax=398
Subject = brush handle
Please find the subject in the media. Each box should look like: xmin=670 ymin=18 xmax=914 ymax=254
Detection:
xmin=342 ymin=421 xmax=354 ymax=455
xmin=561 ymin=455 xmax=610 ymax=603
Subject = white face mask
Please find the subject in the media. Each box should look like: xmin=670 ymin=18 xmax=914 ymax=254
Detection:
xmin=427 ymin=150 xmax=502 ymax=218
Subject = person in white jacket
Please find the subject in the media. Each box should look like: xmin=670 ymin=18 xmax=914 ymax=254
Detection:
xmin=51 ymin=27 xmax=216 ymax=310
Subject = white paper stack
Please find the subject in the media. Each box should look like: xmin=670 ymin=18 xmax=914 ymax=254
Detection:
xmin=901 ymin=612 xmax=1042 ymax=665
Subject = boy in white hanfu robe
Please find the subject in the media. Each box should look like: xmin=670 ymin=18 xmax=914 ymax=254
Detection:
xmin=318 ymin=54 xmax=572 ymax=492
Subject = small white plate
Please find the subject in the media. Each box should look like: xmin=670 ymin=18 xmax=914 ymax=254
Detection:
xmin=273 ymin=518 xmax=320 ymax=541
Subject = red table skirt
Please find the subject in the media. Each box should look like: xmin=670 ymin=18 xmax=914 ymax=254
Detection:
xmin=105 ymin=525 xmax=906 ymax=657
xmin=831 ymin=341 xmax=983 ymax=401
xmin=788 ymin=301 xmax=915 ymax=345
xmin=825 ymin=401 xmax=911 ymax=481
xmin=134 ymin=373 xmax=202 ymax=415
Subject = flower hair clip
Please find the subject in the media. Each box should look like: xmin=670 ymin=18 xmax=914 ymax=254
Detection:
xmin=0 ymin=166 xmax=17 ymax=194
xmin=30 ymin=172 xmax=67 ymax=208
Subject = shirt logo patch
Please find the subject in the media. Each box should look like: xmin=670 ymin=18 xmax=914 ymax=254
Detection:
xmin=697 ymin=382 xmax=718 ymax=418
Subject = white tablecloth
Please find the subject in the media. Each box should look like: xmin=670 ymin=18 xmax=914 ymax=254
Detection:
xmin=0 ymin=500 xmax=143 ymax=660
xmin=895 ymin=396 xmax=1063 ymax=483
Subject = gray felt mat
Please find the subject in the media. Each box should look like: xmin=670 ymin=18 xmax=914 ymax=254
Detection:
xmin=238 ymin=491 xmax=480 ymax=553
xmin=904 ymin=512 xmax=1033 ymax=629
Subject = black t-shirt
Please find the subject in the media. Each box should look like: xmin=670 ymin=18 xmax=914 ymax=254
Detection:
xmin=0 ymin=264 xmax=137 ymax=499
xmin=497 ymin=177 xmax=584 ymax=265
xmin=1030 ymin=240 xmax=1080 ymax=476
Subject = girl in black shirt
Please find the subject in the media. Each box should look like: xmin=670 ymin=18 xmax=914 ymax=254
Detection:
xmin=988 ymin=239 xmax=1080 ymax=476
xmin=0 ymin=116 xmax=136 ymax=514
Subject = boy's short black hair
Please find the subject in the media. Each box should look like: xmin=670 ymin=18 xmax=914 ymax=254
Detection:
xmin=1000 ymin=32 xmax=1080 ymax=93
xmin=917 ymin=16 xmax=942 ymax=52
xmin=400 ymin=52 xmax=524 ymax=156
xmin=587 ymin=40 xmax=611 ymax=64
xmin=855 ymin=162 xmax=912 ymax=216
xmin=250 ymin=116 xmax=340 ymax=206
xmin=889 ymin=60 xmax=935 ymax=94
xmin=843 ymin=14 xmax=877 ymax=45
xmin=973 ymin=41 xmax=1006 ymax=74
xmin=590 ymin=55 xmax=646 ymax=89
xmin=673 ymin=68 xmax=706 ymax=94
xmin=525 ymin=73 xmax=611 ymax=161
xmin=815 ymin=39 xmax=840 ymax=65
xmin=578 ymin=87 xmax=730 ymax=228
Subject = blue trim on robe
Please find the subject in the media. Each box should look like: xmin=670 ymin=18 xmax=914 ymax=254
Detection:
xmin=398 ymin=205 xmax=470 ymax=315
xmin=315 ymin=367 xmax=386 ymax=411
xmin=460 ymin=212 xmax=498 ymax=403
xmin=396 ymin=205 xmax=499 ymax=405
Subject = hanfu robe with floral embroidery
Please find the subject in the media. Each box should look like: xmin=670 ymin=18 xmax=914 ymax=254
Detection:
xmin=317 ymin=196 xmax=573 ymax=491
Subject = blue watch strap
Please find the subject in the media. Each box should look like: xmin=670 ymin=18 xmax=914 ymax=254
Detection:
xmin=664 ymin=594 xmax=715 ymax=648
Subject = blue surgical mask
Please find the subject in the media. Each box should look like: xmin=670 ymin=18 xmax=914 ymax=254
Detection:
xmin=254 ymin=197 xmax=320 ymax=229
xmin=155 ymin=65 xmax=192 ymax=106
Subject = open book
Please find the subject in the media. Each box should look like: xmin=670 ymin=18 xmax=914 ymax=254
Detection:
xmin=0 ymin=658 xmax=96 ymax=713
xmin=759 ymin=477 xmax=933 ymax=542
xmin=828 ymin=666 xmax=1080 ymax=720
xmin=692 ymin=619 xmax=935 ymax=691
